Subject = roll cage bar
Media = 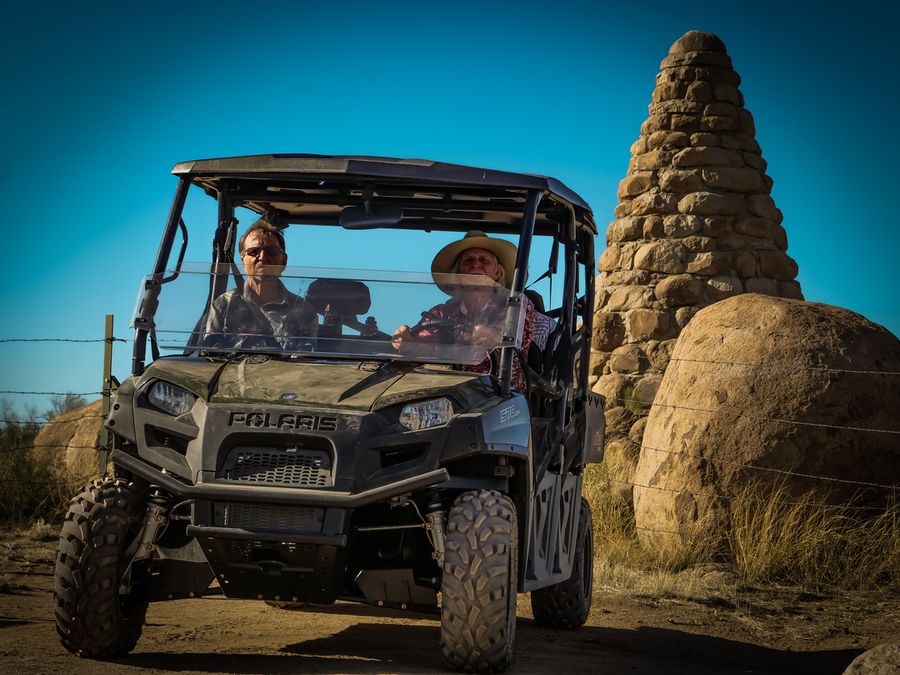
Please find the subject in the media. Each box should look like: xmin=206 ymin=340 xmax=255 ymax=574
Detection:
xmin=134 ymin=156 xmax=596 ymax=399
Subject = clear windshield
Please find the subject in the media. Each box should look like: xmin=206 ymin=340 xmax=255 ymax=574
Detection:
xmin=132 ymin=263 xmax=525 ymax=365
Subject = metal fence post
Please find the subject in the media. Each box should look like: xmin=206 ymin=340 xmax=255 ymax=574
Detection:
xmin=98 ymin=314 xmax=114 ymax=476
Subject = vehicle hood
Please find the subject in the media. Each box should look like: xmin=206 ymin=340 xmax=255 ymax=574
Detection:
xmin=139 ymin=357 xmax=487 ymax=412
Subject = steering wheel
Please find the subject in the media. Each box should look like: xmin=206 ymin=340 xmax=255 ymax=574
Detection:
xmin=409 ymin=318 xmax=459 ymax=343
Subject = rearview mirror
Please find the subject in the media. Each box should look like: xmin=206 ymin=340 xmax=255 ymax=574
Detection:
xmin=339 ymin=203 xmax=403 ymax=229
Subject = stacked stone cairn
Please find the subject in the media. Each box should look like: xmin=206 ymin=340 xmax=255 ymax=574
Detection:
xmin=591 ymin=30 xmax=803 ymax=446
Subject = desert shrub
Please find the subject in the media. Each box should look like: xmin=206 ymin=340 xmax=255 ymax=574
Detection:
xmin=0 ymin=396 xmax=89 ymax=525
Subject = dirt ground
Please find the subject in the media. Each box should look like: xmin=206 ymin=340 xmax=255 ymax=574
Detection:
xmin=1 ymin=527 xmax=896 ymax=674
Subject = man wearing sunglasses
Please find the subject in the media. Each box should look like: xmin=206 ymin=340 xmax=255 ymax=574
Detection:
xmin=202 ymin=220 xmax=317 ymax=349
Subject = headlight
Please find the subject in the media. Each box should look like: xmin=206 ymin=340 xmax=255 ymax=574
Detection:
xmin=148 ymin=381 xmax=196 ymax=416
xmin=399 ymin=397 xmax=453 ymax=431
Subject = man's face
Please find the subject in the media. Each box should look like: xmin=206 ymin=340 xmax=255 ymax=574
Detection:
xmin=241 ymin=231 xmax=287 ymax=279
xmin=457 ymin=247 xmax=502 ymax=283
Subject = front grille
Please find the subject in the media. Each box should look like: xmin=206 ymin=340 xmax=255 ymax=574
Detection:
xmin=220 ymin=446 xmax=332 ymax=486
xmin=215 ymin=502 xmax=324 ymax=533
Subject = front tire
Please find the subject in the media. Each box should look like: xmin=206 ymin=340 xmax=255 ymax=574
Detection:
xmin=440 ymin=489 xmax=518 ymax=673
xmin=530 ymin=496 xmax=594 ymax=629
xmin=54 ymin=478 xmax=149 ymax=657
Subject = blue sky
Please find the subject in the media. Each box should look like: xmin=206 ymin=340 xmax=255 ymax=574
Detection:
xmin=1 ymin=0 xmax=897 ymax=416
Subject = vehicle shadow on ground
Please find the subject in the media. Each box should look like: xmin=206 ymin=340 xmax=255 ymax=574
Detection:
xmin=119 ymin=619 xmax=863 ymax=674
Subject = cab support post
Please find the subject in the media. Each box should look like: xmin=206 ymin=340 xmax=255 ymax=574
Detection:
xmin=132 ymin=177 xmax=190 ymax=375
xmin=499 ymin=189 xmax=542 ymax=396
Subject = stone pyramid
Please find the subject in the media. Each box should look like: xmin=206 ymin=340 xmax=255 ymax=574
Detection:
xmin=591 ymin=30 xmax=802 ymax=439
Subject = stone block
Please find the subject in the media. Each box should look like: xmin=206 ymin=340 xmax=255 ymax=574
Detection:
xmin=685 ymin=81 xmax=713 ymax=102
xmin=686 ymin=250 xmax=730 ymax=275
xmin=614 ymin=201 xmax=632 ymax=218
xmin=662 ymin=52 xmax=732 ymax=69
xmin=690 ymin=132 xmax=719 ymax=146
xmin=702 ymin=168 xmax=765 ymax=193
xmin=610 ymin=344 xmax=646 ymax=374
xmin=641 ymin=114 xmax=670 ymax=135
xmin=739 ymin=109 xmax=756 ymax=135
xmin=670 ymin=114 xmax=700 ymax=132
xmin=631 ymin=190 xmax=679 ymax=216
xmin=658 ymin=169 xmax=703 ymax=193
xmin=654 ymin=274 xmax=704 ymax=306
xmin=631 ymin=149 xmax=663 ymax=171
xmin=594 ymin=374 xmax=633 ymax=406
xmin=681 ymin=236 xmax=716 ymax=252
xmin=618 ymin=172 xmax=655 ymax=199
xmin=606 ymin=284 xmax=654 ymax=311
xmin=692 ymin=66 xmax=741 ymax=86
xmin=713 ymin=82 xmax=743 ymax=105
xmin=647 ymin=131 xmax=690 ymax=150
xmin=706 ymin=275 xmax=742 ymax=301
xmin=652 ymin=81 xmax=687 ymax=103
xmin=607 ymin=217 xmax=643 ymax=243
xmin=758 ymin=251 xmax=798 ymax=281
xmin=771 ymin=223 xmax=788 ymax=251
xmin=733 ymin=215 xmax=774 ymax=237
xmin=634 ymin=241 xmax=688 ymax=274
xmin=592 ymin=311 xmax=626 ymax=351
xmin=673 ymin=146 xmax=744 ymax=168
xmin=629 ymin=417 xmax=649 ymax=444
xmin=646 ymin=338 xmax=677 ymax=370
xmin=675 ymin=305 xmax=701 ymax=327
xmin=742 ymin=152 xmax=766 ymax=171
xmin=778 ymin=280 xmax=804 ymax=300
xmin=633 ymin=373 xmax=664 ymax=405
xmin=602 ymin=270 xmax=656 ymax=286
xmin=598 ymin=245 xmax=621 ymax=272
xmin=642 ymin=216 xmax=665 ymax=238
xmin=625 ymin=308 xmax=672 ymax=341
xmin=701 ymin=115 xmax=740 ymax=131
xmin=745 ymin=278 xmax=778 ymax=296
xmin=702 ymin=216 xmax=732 ymax=237
xmin=655 ymin=99 xmax=705 ymax=115
xmin=668 ymin=31 xmax=728 ymax=54
xmin=747 ymin=194 xmax=779 ymax=220
xmin=733 ymin=250 xmax=757 ymax=277
xmin=678 ymin=191 xmax=745 ymax=215
xmin=662 ymin=214 xmax=703 ymax=237
xmin=630 ymin=137 xmax=648 ymax=155
xmin=604 ymin=406 xmax=635 ymax=436
xmin=704 ymin=102 xmax=739 ymax=117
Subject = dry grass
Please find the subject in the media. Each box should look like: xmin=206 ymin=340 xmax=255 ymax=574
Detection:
xmin=728 ymin=485 xmax=899 ymax=590
xmin=585 ymin=460 xmax=899 ymax=595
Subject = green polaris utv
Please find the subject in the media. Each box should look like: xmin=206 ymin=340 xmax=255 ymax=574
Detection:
xmin=53 ymin=155 xmax=605 ymax=672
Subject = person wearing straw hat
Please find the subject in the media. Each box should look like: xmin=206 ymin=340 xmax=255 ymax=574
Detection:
xmin=392 ymin=230 xmax=537 ymax=391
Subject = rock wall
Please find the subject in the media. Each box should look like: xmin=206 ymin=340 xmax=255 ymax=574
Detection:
xmin=591 ymin=30 xmax=802 ymax=440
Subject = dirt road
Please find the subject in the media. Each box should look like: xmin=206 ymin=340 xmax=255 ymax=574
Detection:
xmin=1 ymin=529 xmax=895 ymax=674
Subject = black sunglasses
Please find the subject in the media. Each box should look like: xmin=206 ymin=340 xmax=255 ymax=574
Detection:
xmin=243 ymin=245 xmax=283 ymax=258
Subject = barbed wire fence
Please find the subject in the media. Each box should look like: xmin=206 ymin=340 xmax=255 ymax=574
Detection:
xmin=1 ymin=332 xmax=898 ymax=510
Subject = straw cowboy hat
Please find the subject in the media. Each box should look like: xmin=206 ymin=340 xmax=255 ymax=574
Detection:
xmin=431 ymin=230 xmax=518 ymax=292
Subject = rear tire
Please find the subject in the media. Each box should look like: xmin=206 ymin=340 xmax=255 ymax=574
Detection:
xmin=530 ymin=496 xmax=593 ymax=629
xmin=441 ymin=489 xmax=518 ymax=673
xmin=54 ymin=478 xmax=149 ymax=657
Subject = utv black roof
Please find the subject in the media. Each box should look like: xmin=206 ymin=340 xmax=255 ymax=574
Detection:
xmin=171 ymin=154 xmax=597 ymax=236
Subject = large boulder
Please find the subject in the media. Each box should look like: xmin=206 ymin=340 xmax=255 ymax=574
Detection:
xmin=633 ymin=294 xmax=900 ymax=545
xmin=31 ymin=399 xmax=105 ymax=483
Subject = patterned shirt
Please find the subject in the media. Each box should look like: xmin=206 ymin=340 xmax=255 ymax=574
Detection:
xmin=412 ymin=291 xmax=537 ymax=391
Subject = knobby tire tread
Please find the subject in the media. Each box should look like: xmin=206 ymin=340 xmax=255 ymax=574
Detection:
xmin=441 ymin=489 xmax=517 ymax=673
xmin=53 ymin=477 xmax=148 ymax=658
